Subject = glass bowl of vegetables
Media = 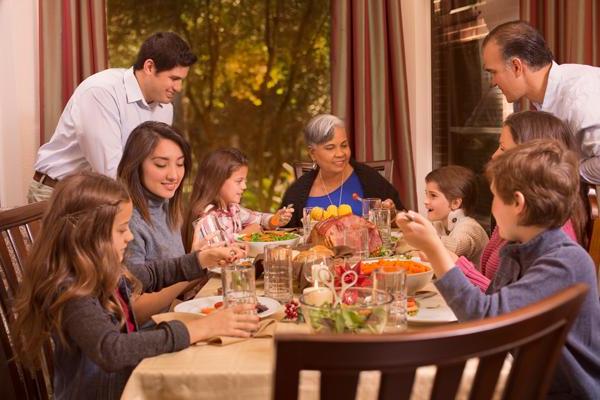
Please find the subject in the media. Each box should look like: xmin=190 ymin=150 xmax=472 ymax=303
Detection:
xmin=299 ymin=287 xmax=392 ymax=334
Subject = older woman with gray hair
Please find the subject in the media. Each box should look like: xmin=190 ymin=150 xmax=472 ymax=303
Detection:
xmin=281 ymin=114 xmax=404 ymax=228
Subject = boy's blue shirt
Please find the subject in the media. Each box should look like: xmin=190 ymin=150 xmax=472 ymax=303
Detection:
xmin=436 ymin=228 xmax=600 ymax=399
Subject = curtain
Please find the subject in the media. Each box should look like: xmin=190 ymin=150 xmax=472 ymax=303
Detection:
xmin=331 ymin=0 xmax=417 ymax=210
xmin=39 ymin=0 xmax=108 ymax=144
xmin=520 ymin=0 xmax=600 ymax=66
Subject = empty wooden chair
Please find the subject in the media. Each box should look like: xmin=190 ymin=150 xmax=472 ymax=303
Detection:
xmin=293 ymin=159 xmax=394 ymax=183
xmin=0 ymin=201 xmax=52 ymax=400
xmin=273 ymin=283 xmax=588 ymax=400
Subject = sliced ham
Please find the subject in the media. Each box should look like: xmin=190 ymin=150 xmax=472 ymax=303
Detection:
xmin=308 ymin=214 xmax=382 ymax=253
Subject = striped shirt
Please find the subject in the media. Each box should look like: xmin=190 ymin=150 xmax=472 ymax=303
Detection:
xmin=194 ymin=203 xmax=273 ymax=243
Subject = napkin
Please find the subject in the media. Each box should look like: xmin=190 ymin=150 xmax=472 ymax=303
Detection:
xmin=151 ymin=312 xmax=276 ymax=346
xmin=206 ymin=319 xmax=275 ymax=345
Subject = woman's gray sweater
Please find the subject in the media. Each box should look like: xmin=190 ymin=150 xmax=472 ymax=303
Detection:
xmin=126 ymin=193 xmax=185 ymax=264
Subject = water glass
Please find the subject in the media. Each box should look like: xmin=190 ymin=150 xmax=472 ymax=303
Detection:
xmin=370 ymin=208 xmax=392 ymax=249
xmin=302 ymin=207 xmax=315 ymax=240
xmin=302 ymin=254 xmax=333 ymax=288
xmin=373 ymin=269 xmax=407 ymax=331
xmin=342 ymin=226 xmax=370 ymax=259
xmin=264 ymin=245 xmax=293 ymax=303
xmin=361 ymin=198 xmax=382 ymax=219
xmin=221 ymin=261 xmax=256 ymax=314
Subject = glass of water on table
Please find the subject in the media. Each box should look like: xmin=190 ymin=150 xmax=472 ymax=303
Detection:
xmin=370 ymin=208 xmax=392 ymax=249
xmin=221 ymin=260 xmax=257 ymax=315
xmin=361 ymin=197 xmax=382 ymax=219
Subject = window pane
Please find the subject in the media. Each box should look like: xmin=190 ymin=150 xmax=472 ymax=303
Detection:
xmin=431 ymin=0 xmax=517 ymax=231
xmin=107 ymin=0 xmax=331 ymax=211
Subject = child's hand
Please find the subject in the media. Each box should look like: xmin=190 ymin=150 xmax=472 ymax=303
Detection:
xmin=185 ymin=304 xmax=259 ymax=343
xmin=381 ymin=199 xmax=395 ymax=210
xmin=381 ymin=199 xmax=397 ymax=220
xmin=395 ymin=211 xmax=442 ymax=254
xmin=191 ymin=230 xmax=222 ymax=252
xmin=396 ymin=211 xmax=456 ymax=278
xmin=271 ymin=206 xmax=294 ymax=227
xmin=197 ymin=244 xmax=247 ymax=268
xmin=240 ymin=223 xmax=261 ymax=234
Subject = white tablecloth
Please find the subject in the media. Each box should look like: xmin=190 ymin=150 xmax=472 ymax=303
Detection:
xmin=122 ymin=280 xmax=510 ymax=400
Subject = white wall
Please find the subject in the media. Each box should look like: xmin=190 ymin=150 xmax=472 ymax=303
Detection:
xmin=0 ymin=0 xmax=39 ymax=208
xmin=401 ymin=0 xmax=432 ymax=214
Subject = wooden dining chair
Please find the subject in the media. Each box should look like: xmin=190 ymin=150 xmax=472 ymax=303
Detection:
xmin=293 ymin=159 xmax=394 ymax=183
xmin=586 ymin=186 xmax=600 ymax=283
xmin=273 ymin=283 xmax=588 ymax=400
xmin=0 ymin=201 xmax=53 ymax=400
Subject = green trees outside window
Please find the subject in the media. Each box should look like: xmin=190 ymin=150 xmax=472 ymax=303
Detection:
xmin=108 ymin=0 xmax=331 ymax=211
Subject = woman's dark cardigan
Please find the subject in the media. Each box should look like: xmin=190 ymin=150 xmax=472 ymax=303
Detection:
xmin=281 ymin=159 xmax=405 ymax=228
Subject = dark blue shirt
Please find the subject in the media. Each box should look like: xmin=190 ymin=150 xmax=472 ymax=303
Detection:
xmin=305 ymin=172 xmax=364 ymax=215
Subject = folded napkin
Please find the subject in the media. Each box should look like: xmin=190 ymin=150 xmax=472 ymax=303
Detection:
xmin=151 ymin=312 xmax=276 ymax=346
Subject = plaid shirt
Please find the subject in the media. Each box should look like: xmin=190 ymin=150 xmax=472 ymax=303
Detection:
xmin=194 ymin=203 xmax=273 ymax=243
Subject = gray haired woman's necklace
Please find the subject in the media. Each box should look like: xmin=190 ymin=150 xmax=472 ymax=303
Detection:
xmin=319 ymin=166 xmax=345 ymax=207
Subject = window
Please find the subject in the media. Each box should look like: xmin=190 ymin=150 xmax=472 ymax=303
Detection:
xmin=431 ymin=0 xmax=517 ymax=230
xmin=107 ymin=0 xmax=331 ymax=211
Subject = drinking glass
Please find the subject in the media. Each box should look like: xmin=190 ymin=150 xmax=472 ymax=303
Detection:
xmin=221 ymin=261 xmax=256 ymax=314
xmin=302 ymin=207 xmax=315 ymax=241
xmin=370 ymin=208 xmax=392 ymax=249
xmin=361 ymin=198 xmax=382 ymax=219
xmin=263 ymin=245 xmax=293 ymax=303
xmin=373 ymin=269 xmax=407 ymax=331
xmin=301 ymin=252 xmax=333 ymax=288
xmin=342 ymin=225 xmax=370 ymax=259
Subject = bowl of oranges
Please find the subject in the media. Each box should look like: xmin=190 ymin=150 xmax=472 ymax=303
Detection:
xmin=360 ymin=258 xmax=434 ymax=295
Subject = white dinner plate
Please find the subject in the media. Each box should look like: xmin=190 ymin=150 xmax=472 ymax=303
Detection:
xmin=407 ymin=294 xmax=457 ymax=324
xmin=174 ymin=295 xmax=282 ymax=319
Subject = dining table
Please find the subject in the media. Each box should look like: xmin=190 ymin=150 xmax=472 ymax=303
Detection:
xmin=121 ymin=275 xmax=511 ymax=400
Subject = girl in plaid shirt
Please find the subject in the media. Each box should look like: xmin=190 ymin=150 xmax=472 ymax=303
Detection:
xmin=182 ymin=148 xmax=293 ymax=249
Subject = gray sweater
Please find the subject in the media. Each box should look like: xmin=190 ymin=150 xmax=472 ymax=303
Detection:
xmin=126 ymin=193 xmax=185 ymax=264
xmin=53 ymin=253 xmax=206 ymax=400
xmin=436 ymin=229 xmax=600 ymax=399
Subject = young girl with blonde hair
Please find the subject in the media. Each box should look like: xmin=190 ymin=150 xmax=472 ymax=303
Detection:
xmin=12 ymin=172 xmax=257 ymax=399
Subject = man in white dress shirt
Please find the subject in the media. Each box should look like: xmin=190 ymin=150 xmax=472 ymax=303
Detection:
xmin=482 ymin=20 xmax=600 ymax=184
xmin=28 ymin=32 xmax=197 ymax=202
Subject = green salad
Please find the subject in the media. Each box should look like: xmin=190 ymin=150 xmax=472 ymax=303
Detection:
xmin=239 ymin=231 xmax=298 ymax=242
xmin=305 ymin=303 xmax=387 ymax=334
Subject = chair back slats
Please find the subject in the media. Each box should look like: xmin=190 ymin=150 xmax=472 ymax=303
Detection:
xmin=502 ymin=329 xmax=567 ymax=400
xmin=378 ymin=369 xmax=415 ymax=399
xmin=320 ymin=370 xmax=359 ymax=400
xmin=0 ymin=337 xmax=19 ymax=399
xmin=585 ymin=186 xmax=600 ymax=289
xmin=0 ymin=201 xmax=51 ymax=400
xmin=273 ymin=284 xmax=589 ymax=400
xmin=8 ymin=226 xmax=30 ymax=270
xmin=430 ymin=361 xmax=466 ymax=400
xmin=27 ymin=220 xmax=42 ymax=243
xmin=468 ymin=352 xmax=506 ymax=400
